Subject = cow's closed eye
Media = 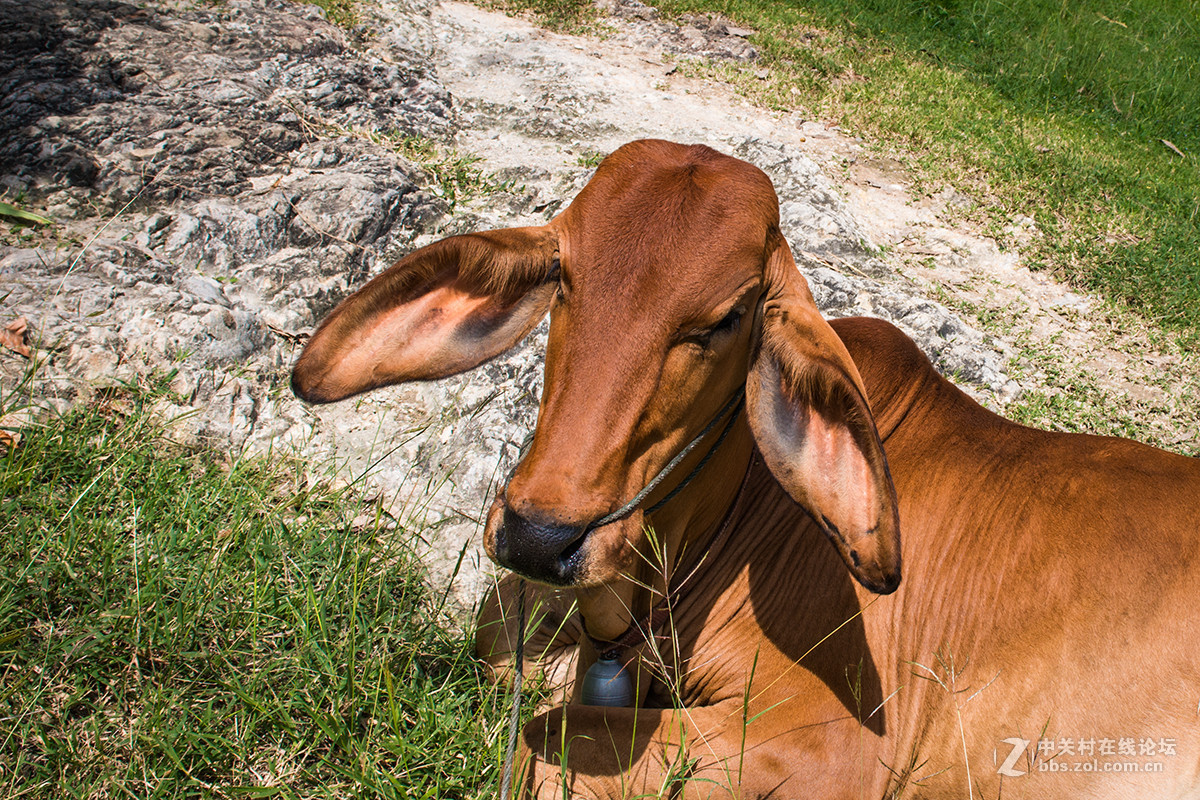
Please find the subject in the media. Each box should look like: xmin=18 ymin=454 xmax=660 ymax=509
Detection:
xmin=711 ymin=306 xmax=744 ymax=336
xmin=683 ymin=306 xmax=745 ymax=349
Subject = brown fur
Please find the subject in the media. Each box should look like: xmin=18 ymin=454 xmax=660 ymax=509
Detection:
xmin=294 ymin=140 xmax=1200 ymax=798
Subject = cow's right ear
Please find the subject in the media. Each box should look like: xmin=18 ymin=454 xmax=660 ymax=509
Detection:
xmin=746 ymin=233 xmax=902 ymax=594
xmin=292 ymin=226 xmax=559 ymax=403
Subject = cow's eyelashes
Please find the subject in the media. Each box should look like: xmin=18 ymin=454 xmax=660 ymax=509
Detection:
xmin=711 ymin=306 xmax=744 ymax=336
xmin=684 ymin=306 xmax=744 ymax=348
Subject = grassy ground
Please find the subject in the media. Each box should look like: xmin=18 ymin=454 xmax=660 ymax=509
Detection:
xmin=0 ymin=384 xmax=508 ymax=799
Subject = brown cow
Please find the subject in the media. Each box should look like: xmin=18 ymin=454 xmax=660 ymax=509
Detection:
xmin=292 ymin=139 xmax=1200 ymax=799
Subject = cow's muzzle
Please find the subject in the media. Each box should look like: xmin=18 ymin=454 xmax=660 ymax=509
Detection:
xmin=487 ymin=390 xmax=747 ymax=585
xmin=491 ymin=504 xmax=589 ymax=585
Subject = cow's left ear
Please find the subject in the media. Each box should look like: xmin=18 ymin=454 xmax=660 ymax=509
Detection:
xmin=746 ymin=233 xmax=901 ymax=594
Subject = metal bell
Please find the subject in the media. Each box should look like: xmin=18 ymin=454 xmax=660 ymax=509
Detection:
xmin=580 ymin=656 xmax=633 ymax=707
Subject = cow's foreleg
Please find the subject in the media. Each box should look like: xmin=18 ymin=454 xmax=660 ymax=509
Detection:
xmin=476 ymin=574 xmax=585 ymax=705
xmin=512 ymin=700 xmax=829 ymax=800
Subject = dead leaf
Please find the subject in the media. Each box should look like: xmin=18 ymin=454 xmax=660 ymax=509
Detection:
xmin=1 ymin=316 xmax=31 ymax=358
xmin=0 ymin=408 xmax=31 ymax=452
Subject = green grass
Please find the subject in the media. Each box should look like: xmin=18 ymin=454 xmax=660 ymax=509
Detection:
xmin=480 ymin=0 xmax=600 ymax=33
xmin=381 ymin=135 xmax=524 ymax=211
xmin=0 ymin=387 xmax=510 ymax=798
xmin=0 ymin=201 xmax=53 ymax=228
xmin=625 ymin=0 xmax=1200 ymax=342
xmin=299 ymin=0 xmax=359 ymax=29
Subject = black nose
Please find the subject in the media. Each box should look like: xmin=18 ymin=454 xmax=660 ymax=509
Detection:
xmin=493 ymin=505 xmax=589 ymax=585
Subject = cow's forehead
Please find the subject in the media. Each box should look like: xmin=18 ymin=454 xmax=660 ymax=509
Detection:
xmin=557 ymin=142 xmax=778 ymax=316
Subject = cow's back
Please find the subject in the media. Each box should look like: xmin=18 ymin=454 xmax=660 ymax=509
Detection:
xmin=832 ymin=317 xmax=1200 ymax=798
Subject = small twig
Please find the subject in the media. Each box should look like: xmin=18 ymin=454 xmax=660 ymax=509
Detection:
xmin=266 ymin=324 xmax=309 ymax=345
xmin=1161 ymin=139 xmax=1186 ymax=158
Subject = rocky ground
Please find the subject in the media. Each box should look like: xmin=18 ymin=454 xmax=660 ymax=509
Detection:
xmin=1 ymin=0 xmax=1194 ymax=611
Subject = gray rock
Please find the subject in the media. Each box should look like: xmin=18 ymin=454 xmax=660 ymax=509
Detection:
xmin=0 ymin=0 xmax=452 ymax=207
xmin=0 ymin=0 xmax=450 ymax=466
xmin=805 ymin=266 xmax=1020 ymax=402
xmin=595 ymin=0 xmax=759 ymax=61
xmin=733 ymin=138 xmax=878 ymax=263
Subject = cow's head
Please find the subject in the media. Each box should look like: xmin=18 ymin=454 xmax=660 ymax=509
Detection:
xmin=293 ymin=139 xmax=900 ymax=637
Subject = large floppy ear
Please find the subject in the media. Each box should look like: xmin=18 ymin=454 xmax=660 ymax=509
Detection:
xmin=292 ymin=226 xmax=559 ymax=403
xmin=746 ymin=232 xmax=901 ymax=594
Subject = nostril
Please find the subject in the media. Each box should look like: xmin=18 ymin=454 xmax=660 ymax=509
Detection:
xmin=558 ymin=529 xmax=588 ymax=570
xmin=498 ymin=505 xmax=589 ymax=585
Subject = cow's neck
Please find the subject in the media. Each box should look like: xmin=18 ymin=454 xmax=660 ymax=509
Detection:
xmin=575 ymin=418 xmax=757 ymax=643
xmin=829 ymin=317 xmax=940 ymax=443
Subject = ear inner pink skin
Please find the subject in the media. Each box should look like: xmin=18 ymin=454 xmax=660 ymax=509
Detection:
xmin=745 ymin=232 xmax=900 ymax=594
xmin=747 ymin=351 xmax=898 ymax=591
xmin=292 ymin=227 xmax=558 ymax=403
xmin=793 ymin=403 xmax=877 ymax=537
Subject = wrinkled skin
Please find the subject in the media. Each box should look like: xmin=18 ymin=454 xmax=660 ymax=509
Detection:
xmin=294 ymin=140 xmax=1200 ymax=799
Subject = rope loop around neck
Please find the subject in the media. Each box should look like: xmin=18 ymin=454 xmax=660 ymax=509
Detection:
xmin=590 ymin=388 xmax=745 ymax=530
xmin=583 ymin=450 xmax=757 ymax=659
